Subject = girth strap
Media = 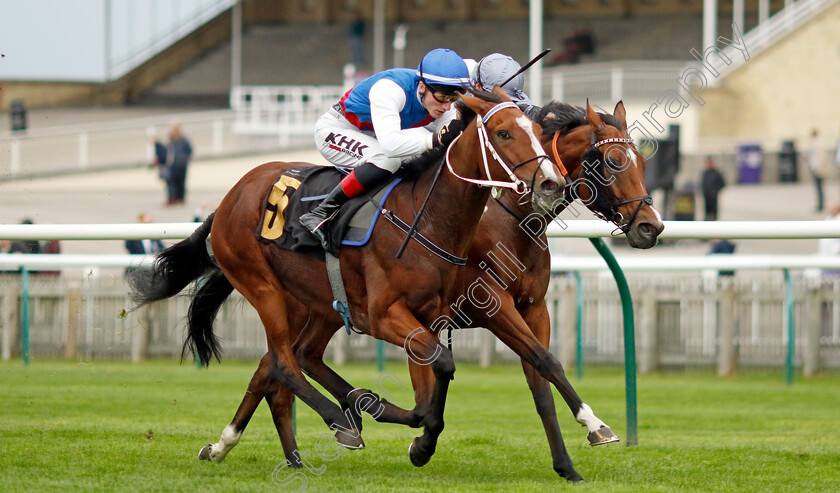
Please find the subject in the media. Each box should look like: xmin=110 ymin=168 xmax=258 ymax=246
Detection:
xmin=381 ymin=209 xmax=468 ymax=265
xmin=325 ymin=252 xmax=362 ymax=335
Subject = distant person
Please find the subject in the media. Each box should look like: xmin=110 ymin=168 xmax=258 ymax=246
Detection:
xmin=834 ymin=127 xmax=840 ymax=171
xmin=806 ymin=128 xmax=828 ymax=212
xmin=708 ymin=238 xmax=736 ymax=277
xmin=700 ymin=156 xmax=725 ymax=220
xmin=125 ymin=214 xmax=165 ymax=255
xmin=154 ymin=125 xmax=193 ymax=206
xmin=10 ymin=218 xmax=41 ymax=254
xmin=349 ymin=10 xmax=366 ymax=67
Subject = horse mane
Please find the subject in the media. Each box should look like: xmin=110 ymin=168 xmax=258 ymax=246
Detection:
xmin=536 ymin=101 xmax=623 ymax=135
xmin=397 ymin=92 xmax=499 ymax=179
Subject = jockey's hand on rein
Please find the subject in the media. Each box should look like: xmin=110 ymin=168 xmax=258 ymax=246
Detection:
xmin=433 ymin=120 xmax=466 ymax=148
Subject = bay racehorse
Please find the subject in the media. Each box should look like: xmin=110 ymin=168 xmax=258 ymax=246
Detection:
xmin=165 ymin=100 xmax=663 ymax=481
xmin=129 ymin=89 xmax=566 ymax=470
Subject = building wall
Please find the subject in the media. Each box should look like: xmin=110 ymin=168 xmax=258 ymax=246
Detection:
xmin=699 ymin=1 xmax=840 ymax=150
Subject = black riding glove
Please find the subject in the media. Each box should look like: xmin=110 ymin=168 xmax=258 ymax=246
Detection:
xmin=432 ymin=120 xmax=466 ymax=148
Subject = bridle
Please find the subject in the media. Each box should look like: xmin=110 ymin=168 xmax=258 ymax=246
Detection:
xmin=445 ymin=101 xmax=554 ymax=196
xmin=567 ymin=132 xmax=653 ymax=234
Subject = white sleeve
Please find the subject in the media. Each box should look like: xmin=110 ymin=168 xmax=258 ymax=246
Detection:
xmin=369 ymin=79 xmax=434 ymax=158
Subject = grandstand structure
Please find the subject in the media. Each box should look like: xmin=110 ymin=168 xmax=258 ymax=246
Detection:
xmin=1 ymin=0 xmax=837 ymax=181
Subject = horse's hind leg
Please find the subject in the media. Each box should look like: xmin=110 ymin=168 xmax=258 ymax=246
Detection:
xmin=198 ymin=353 xmax=302 ymax=467
xmin=215 ymin=246 xmax=361 ymax=450
xmin=293 ymin=316 xmax=421 ymax=428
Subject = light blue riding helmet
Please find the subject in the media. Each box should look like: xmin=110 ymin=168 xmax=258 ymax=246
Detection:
xmin=416 ymin=48 xmax=470 ymax=95
xmin=471 ymin=53 xmax=539 ymax=118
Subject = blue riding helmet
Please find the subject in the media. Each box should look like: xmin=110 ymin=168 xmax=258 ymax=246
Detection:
xmin=417 ymin=48 xmax=470 ymax=95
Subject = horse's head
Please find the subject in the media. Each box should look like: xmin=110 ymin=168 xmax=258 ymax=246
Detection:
xmin=451 ymin=87 xmax=565 ymax=209
xmin=540 ymin=100 xmax=663 ymax=249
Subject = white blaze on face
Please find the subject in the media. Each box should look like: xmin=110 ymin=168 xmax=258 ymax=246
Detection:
xmin=627 ymin=148 xmax=638 ymax=168
xmin=651 ymin=206 xmax=663 ymax=225
xmin=575 ymin=402 xmax=607 ymax=433
xmin=516 ymin=115 xmax=559 ymax=183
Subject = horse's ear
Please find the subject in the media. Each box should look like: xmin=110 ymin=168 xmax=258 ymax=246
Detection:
xmin=461 ymin=94 xmax=494 ymax=117
xmin=586 ymin=99 xmax=606 ymax=133
xmin=491 ymin=85 xmax=512 ymax=102
xmin=613 ymin=100 xmax=628 ymax=130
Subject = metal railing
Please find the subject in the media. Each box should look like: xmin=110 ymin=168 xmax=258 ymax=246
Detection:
xmin=0 ymin=85 xmax=345 ymax=180
xmin=2 ymin=255 xmax=840 ymax=374
xmin=230 ymin=85 xmax=345 ymax=145
xmin=540 ymin=61 xmax=689 ymax=106
xmin=711 ymin=0 xmax=838 ymax=79
xmin=3 ymin=220 xmax=840 ymax=374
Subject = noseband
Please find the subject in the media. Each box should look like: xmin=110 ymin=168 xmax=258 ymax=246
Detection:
xmin=573 ymin=133 xmax=653 ymax=234
xmin=446 ymin=101 xmax=554 ymax=196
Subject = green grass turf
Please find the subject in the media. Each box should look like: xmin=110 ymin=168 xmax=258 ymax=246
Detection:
xmin=1 ymin=360 xmax=838 ymax=492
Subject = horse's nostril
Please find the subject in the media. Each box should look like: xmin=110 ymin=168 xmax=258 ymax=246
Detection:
xmin=539 ymin=180 xmax=559 ymax=195
xmin=638 ymin=222 xmax=660 ymax=238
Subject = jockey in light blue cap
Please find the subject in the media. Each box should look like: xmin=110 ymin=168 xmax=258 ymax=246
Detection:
xmin=301 ymin=48 xmax=470 ymax=251
xmin=470 ymin=53 xmax=541 ymax=120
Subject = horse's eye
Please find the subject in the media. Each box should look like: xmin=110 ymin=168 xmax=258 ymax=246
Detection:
xmin=497 ymin=130 xmax=510 ymax=140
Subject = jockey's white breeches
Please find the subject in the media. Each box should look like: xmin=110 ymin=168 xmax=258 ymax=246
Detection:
xmin=313 ymin=108 xmax=403 ymax=173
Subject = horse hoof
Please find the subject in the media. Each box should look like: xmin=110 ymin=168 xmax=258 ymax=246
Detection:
xmin=335 ymin=431 xmax=365 ymax=450
xmin=561 ymin=471 xmax=586 ymax=483
xmin=588 ymin=426 xmax=620 ymax=446
xmin=408 ymin=439 xmax=431 ymax=467
xmin=198 ymin=444 xmax=213 ymax=461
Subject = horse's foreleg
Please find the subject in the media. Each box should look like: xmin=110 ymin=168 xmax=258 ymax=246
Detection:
xmin=374 ymin=304 xmax=455 ymax=467
xmin=518 ymin=305 xmax=582 ymax=482
xmin=488 ymin=300 xmax=618 ymax=446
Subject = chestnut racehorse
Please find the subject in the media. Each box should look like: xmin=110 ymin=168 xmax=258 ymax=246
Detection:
xmin=129 ymin=90 xmax=565 ymax=471
xmin=172 ymin=100 xmax=663 ymax=482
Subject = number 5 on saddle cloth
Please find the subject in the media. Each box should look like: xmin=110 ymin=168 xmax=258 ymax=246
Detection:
xmin=256 ymin=165 xmax=401 ymax=334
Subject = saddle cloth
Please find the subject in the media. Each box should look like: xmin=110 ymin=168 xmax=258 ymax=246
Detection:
xmin=256 ymin=166 xmax=401 ymax=258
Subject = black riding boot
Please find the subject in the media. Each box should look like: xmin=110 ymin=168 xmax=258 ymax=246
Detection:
xmin=300 ymin=184 xmax=350 ymax=251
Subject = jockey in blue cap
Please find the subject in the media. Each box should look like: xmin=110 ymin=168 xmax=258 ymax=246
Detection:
xmin=300 ymin=48 xmax=470 ymax=250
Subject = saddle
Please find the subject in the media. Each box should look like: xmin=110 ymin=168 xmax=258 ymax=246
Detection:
xmin=256 ymin=166 xmax=400 ymax=258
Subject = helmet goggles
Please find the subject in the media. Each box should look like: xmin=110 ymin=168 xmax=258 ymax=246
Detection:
xmin=424 ymin=82 xmax=464 ymax=103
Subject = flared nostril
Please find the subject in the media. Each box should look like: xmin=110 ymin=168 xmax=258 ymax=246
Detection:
xmin=539 ymin=179 xmax=562 ymax=196
xmin=637 ymin=222 xmax=661 ymax=239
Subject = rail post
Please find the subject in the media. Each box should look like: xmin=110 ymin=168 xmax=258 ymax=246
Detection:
xmin=588 ymin=238 xmax=637 ymax=446
xmin=20 ymin=267 xmax=30 ymax=366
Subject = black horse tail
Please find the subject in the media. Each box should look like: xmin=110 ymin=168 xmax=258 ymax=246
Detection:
xmin=127 ymin=212 xmax=217 ymax=307
xmin=183 ymin=268 xmax=234 ymax=366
